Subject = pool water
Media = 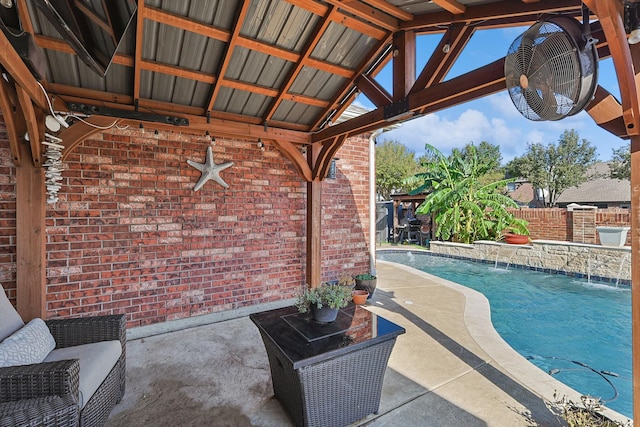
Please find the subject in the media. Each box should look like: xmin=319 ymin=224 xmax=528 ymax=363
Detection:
xmin=377 ymin=250 xmax=633 ymax=418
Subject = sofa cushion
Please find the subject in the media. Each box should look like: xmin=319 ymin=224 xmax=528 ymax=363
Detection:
xmin=0 ymin=286 xmax=24 ymax=341
xmin=0 ymin=318 xmax=56 ymax=367
xmin=43 ymin=340 xmax=122 ymax=409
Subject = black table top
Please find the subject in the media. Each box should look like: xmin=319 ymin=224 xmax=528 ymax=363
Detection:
xmin=250 ymin=304 xmax=405 ymax=369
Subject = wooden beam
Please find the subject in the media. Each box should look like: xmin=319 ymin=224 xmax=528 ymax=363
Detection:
xmin=59 ymin=117 xmax=121 ymax=161
xmin=361 ymin=0 xmax=413 ymax=21
xmin=0 ymin=30 xmax=48 ymax=111
xmin=313 ymin=57 xmax=505 ymax=143
xmin=15 ymin=85 xmax=43 ymax=167
xmin=393 ymin=31 xmax=416 ymax=100
xmin=313 ymin=135 xmax=347 ymax=179
xmin=325 ymin=0 xmax=398 ymax=31
xmin=133 ymin=0 xmax=145 ymax=104
xmin=586 ymin=86 xmax=628 ymax=139
xmin=306 ymin=143 xmax=322 ymax=288
xmin=411 ymin=24 xmax=474 ymax=93
xmin=432 ymin=0 xmax=466 ymax=15
xmin=355 ymin=74 xmax=392 ymax=108
xmin=269 ymin=139 xmax=313 ymax=181
xmin=16 ymin=140 xmax=46 ymax=321
xmin=402 ymin=0 xmax=581 ymax=31
xmin=0 ymin=79 xmax=22 ymax=165
xmin=206 ymin=0 xmax=251 ymax=113
xmin=585 ymin=0 xmax=640 ymax=135
xmin=631 ymin=133 xmax=640 ymax=425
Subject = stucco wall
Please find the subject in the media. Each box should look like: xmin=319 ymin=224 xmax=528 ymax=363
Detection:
xmin=0 ymin=119 xmax=372 ymax=328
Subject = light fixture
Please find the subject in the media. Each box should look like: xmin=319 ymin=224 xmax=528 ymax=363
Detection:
xmin=205 ymin=131 xmax=211 ymax=142
xmin=327 ymin=158 xmax=339 ymax=179
xmin=139 ymin=123 xmax=144 ymax=134
xmin=0 ymin=0 xmax=13 ymax=9
xmin=257 ymin=138 xmax=265 ymax=151
xmin=154 ymin=129 xmax=159 ymax=136
xmin=625 ymin=1 xmax=640 ymax=44
xmin=442 ymin=43 xmax=450 ymax=53
xmin=45 ymin=115 xmax=61 ymax=132
xmin=630 ymin=27 xmax=640 ymax=44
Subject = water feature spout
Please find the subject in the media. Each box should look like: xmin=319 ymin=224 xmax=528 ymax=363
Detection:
xmin=616 ymin=254 xmax=630 ymax=287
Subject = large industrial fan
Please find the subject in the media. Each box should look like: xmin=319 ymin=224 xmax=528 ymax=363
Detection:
xmin=504 ymin=15 xmax=598 ymax=121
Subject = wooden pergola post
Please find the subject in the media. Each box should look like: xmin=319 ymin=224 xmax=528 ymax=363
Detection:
xmin=632 ymin=135 xmax=640 ymax=422
xmin=16 ymin=140 xmax=46 ymax=321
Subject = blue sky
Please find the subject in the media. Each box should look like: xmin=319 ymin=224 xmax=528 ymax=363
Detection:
xmin=353 ymin=25 xmax=627 ymax=163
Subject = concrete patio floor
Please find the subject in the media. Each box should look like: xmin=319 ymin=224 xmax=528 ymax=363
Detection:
xmin=105 ymin=256 xmax=625 ymax=426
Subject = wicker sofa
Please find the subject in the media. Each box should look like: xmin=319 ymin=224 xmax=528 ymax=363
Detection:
xmin=0 ymin=287 xmax=126 ymax=427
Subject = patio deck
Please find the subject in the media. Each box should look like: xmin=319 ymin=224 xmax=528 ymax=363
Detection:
xmin=104 ymin=258 xmax=615 ymax=426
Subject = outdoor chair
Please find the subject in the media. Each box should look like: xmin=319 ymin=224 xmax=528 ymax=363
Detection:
xmin=0 ymin=286 xmax=126 ymax=427
xmin=407 ymin=220 xmax=422 ymax=244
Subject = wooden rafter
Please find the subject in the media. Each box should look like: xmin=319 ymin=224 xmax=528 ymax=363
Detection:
xmin=264 ymin=6 xmax=338 ymax=123
xmin=432 ymin=0 xmax=466 ymax=15
xmin=0 ymin=78 xmax=22 ymax=165
xmin=15 ymin=85 xmax=42 ymax=167
xmin=206 ymin=0 xmax=251 ymax=113
xmin=133 ymin=0 xmax=145 ymax=104
xmin=584 ymin=0 xmax=640 ymax=135
xmin=402 ymin=0 xmax=582 ymax=31
xmin=311 ymin=34 xmax=393 ymax=130
xmin=586 ymin=86 xmax=628 ymax=139
xmin=313 ymin=57 xmax=506 ymax=143
xmin=411 ymin=23 xmax=475 ymax=93
xmin=355 ymin=74 xmax=392 ymax=108
xmin=0 ymin=30 xmax=47 ymax=111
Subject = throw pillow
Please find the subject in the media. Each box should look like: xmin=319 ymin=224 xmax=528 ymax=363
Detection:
xmin=0 ymin=318 xmax=56 ymax=368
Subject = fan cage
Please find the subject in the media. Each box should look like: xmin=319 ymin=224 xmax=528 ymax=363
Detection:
xmin=504 ymin=17 xmax=598 ymax=121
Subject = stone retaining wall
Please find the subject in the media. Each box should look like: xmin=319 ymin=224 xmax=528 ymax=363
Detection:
xmin=429 ymin=240 xmax=631 ymax=284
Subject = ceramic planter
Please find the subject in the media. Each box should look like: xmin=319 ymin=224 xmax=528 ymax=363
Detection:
xmin=310 ymin=304 xmax=339 ymax=323
xmin=596 ymin=226 xmax=630 ymax=247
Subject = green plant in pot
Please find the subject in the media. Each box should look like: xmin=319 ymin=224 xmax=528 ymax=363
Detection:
xmin=354 ymin=273 xmax=377 ymax=299
xmin=296 ymin=282 xmax=352 ymax=323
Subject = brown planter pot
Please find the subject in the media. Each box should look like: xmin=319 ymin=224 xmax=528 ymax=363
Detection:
xmin=352 ymin=290 xmax=369 ymax=305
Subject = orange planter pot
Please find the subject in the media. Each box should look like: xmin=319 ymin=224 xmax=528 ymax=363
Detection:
xmin=504 ymin=233 xmax=529 ymax=244
xmin=352 ymin=290 xmax=369 ymax=305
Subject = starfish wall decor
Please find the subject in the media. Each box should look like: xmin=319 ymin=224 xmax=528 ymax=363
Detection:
xmin=187 ymin=146 xmax=234 ymax=191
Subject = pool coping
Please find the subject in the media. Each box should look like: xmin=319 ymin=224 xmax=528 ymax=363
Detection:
xmin=376 ymin=250 xmax=632 ymax=425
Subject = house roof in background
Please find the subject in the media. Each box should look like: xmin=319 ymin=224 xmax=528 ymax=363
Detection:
xmin=556 ymin=162 xmax=630 ymax=204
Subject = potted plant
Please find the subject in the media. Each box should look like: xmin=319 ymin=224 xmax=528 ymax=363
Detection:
xmin=502 ymin=223 xmax=530 ymax=245
xmin=296 ymin=282 xmax=352 ymax=323
xmin=354 ymin=273 xmax=377 ymax=299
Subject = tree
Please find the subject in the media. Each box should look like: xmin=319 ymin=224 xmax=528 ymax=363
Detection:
xmin=452 ymin=141 xmax=503 ymax=172
xmin=609 ymin=144 xmax=630 ymax=180
xmin=375 ymin=140 xmax=418 ymax=200
xmin=506 ymin=130 xmax=597 ymax=207
xmin=411 ymin=144 xmax=528 ymax=244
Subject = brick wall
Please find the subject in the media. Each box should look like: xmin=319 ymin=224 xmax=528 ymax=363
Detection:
xmin=508 ymin=208 xmax=570 ymax=241
xmin=0 ymin=121 xmax=372 ymax=328
xmin=509 ymin=207 xmax=631 ymax=245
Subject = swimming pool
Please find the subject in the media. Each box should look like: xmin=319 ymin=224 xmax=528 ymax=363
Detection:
xmin=377 ymin=250 xmax=632 ymax=418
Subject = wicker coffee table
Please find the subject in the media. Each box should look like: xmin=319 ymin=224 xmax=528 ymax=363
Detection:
xmin=250 ymin=304 xmax=405 ymax=427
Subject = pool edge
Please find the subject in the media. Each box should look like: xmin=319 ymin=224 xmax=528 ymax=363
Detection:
xmin=376 ymin=254 xmax=632 ymax=425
